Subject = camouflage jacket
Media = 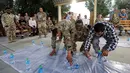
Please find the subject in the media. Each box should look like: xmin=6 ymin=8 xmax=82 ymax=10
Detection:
xmin=1 ymin=13 xmax=15 ymax=27
xmin=111 ymin=13 xmax=120 ymax=24
xmin=57 ymin=19 xmax=76 ymax=40
xmin=75 ymin=20 xmax=89 ymax=41
xmin=37 ymin=12 xmax=46 ymax=22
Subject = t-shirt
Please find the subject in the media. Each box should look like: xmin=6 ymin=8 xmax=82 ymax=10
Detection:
xmin=82 ymin=18 xmax=89 ymax=25
xmin=19 ymin=20 xmax=26 ymax=25
xmin=29 ymin=19 xmax=37 ymax=27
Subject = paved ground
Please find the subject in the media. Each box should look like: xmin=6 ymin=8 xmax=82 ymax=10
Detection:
xmin=0 ymin=33 xmax=130 ymax=73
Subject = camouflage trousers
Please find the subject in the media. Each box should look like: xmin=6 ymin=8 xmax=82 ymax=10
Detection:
xmin=5 ymin=26 xmax=16 ymax=42
xmin=51 ymin=36 xmax=56 ymax=49
xmin=38 ymin=22 xmax=47 ymax=37
xmin=115 ymin=24 xmax=124 ymax=35
xmin=63 ymin=36 xmax=76 ymax=52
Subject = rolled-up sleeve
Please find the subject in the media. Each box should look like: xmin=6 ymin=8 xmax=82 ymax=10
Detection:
xmin=85 ymin=28 xmax=94 ymax=51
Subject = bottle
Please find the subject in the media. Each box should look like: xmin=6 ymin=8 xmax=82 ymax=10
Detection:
xmin=3 ymin=50 xmax=7 ymax=55
xmin=63 ymin=47 xmax=66 ymax=54
xmin=32 ymin=40 xmax=35 ymax=45
xmin=38 ymin=65 xmax=44 ymax=73
xmin=97 ymin=50 xmax=102 ymax=63
xmin=10 ymin=53 xmax=15 ymax=64
xmin=25 ymin=58 xmax=31 ymax=71
xmin=66 ymin=62 xmax=72 ymax=70
xmin=127 ymin=38 xmax=130 ymax=41
xmin=40 ymin=41 xmax=44 ymax=46
xmin=72 ymin=56 xmax=80 ymax=69
xmin=73 ymin=63 xmax=79 ymax=69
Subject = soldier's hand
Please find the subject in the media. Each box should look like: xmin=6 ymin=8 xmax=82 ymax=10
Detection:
xmin=102 ymin=49 xmax=109 ymax=56
xmin=66 ymin=51 xmax=73 ymax=66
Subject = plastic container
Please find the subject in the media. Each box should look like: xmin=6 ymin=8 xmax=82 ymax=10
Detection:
xmin=32 ymin=40 xmax=35 ymax=45
xmin=10 ymin=53 xmax=15 ymax=64
xmin=38 ymin=65 xmax=44 ymax=73
xmin=25 ymin=58 xmax=31 ymax=71
xmin=3 ymin=50 xmax=7 ymax=55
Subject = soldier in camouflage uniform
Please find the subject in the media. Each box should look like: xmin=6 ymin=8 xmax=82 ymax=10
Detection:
xmin=37 ymin=7 xmax=47 ymax=38
xmin=49 ymin=19 xmax=76 ymax=65
xmin=75 ymin=19 xmax=90 ymax=52
xmin=46 ymin=17 xmax=54 ymax=32
xmin=110 ymin=9 xmax=123 ymax=36
xmin=1 ymin=8 xmax=16 ymax=43
xmin=49 ymin=20 xmax=58 ymax=55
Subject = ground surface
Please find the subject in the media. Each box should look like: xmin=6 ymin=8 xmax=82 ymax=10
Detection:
xmin=0 ymin=33 xmax=130 ymax=73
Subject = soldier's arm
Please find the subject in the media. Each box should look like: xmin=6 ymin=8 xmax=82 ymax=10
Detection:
xmin=57 ymin=22 xmax=62 ymax=37
xmin=70 ymin=21 xmax=76 ymax=41
xmin=1 ymin=14 xmax=6 ymax=27
xmin=13 ymin=15 xmax=17 ymax=25
xmin=43 ymin=12 xmax=47 ymax=22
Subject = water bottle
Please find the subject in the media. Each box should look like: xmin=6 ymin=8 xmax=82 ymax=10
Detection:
xmin=32 ymin=40 xmax=35 ymax=45
xmin=97 ymin=50 xmax=102 ymax=63
xmin=63 ymin=47 xmax=66 ymax=54
xmin=40 ymin=41 xmax=44 ymax=46
xmin=66 ymin=62 xmax=79 ymax=70
xmin=38 ymin=65 xmax=44 ymax=73
xmin=10 ymin=53 xmax=15 ymax=64
xmin=66 ymin=62 xmax=72 ymax=70
xmin=25 ymin=58 xmax=31 ymax=71
xmin=73 ymin=63 xmax=79 ymax=69
xmin=72 ymin=56 xmax=80 ymax=69
xmin=127 ymin=38 xmax=130 ymax=41
xmin=3 ymin=50 xmax=7 ymax=55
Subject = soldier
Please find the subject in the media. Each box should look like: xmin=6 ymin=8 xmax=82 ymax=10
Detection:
xmin=75 ymin=18 xmax=90 ymax=52
xmin=49 ymin=20 xmax=58 ymax=56
xmin=110 ymin=8 xmax=123 ymax=36
xmin=37 ymin=7 xmax=47 ymax=38
xmin=95 ymin=14 xmax=104 ymax=23
xmin=46 ymin=17 xmax=53 ymax=32
xmin=49 ymin=19 xmax=76 ymax=65
xmin=24 ymin=13 xmax=30 ymax=23
xmin=1 ymin=7 xmax=16 ymax=43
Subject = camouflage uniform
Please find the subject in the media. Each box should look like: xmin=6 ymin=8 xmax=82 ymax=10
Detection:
xmin=37 ymin=12 xmax=47 ymax=37
xmin=57 ymin=19 xmax=76 ymax=51
xmin=46 ymin=19 xmax=53 ymax=32
xmin=51 ymin=21 xmax=58 ymax=49
xmin=75 ymin=20 xmax=89 ymax=52
xmin=110 ymin=12 xmax=123 ymax=36
xmin=1 ymin=13 xmax=16 ymax=42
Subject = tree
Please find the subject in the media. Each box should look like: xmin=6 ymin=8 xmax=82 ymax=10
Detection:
xmin=14 ymin=0 xmax=70 ymax=18
xmin=114 ymin=0 xmax=130 ymax=9
xmin=85 ymin=0 xmax=112 ymax=17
